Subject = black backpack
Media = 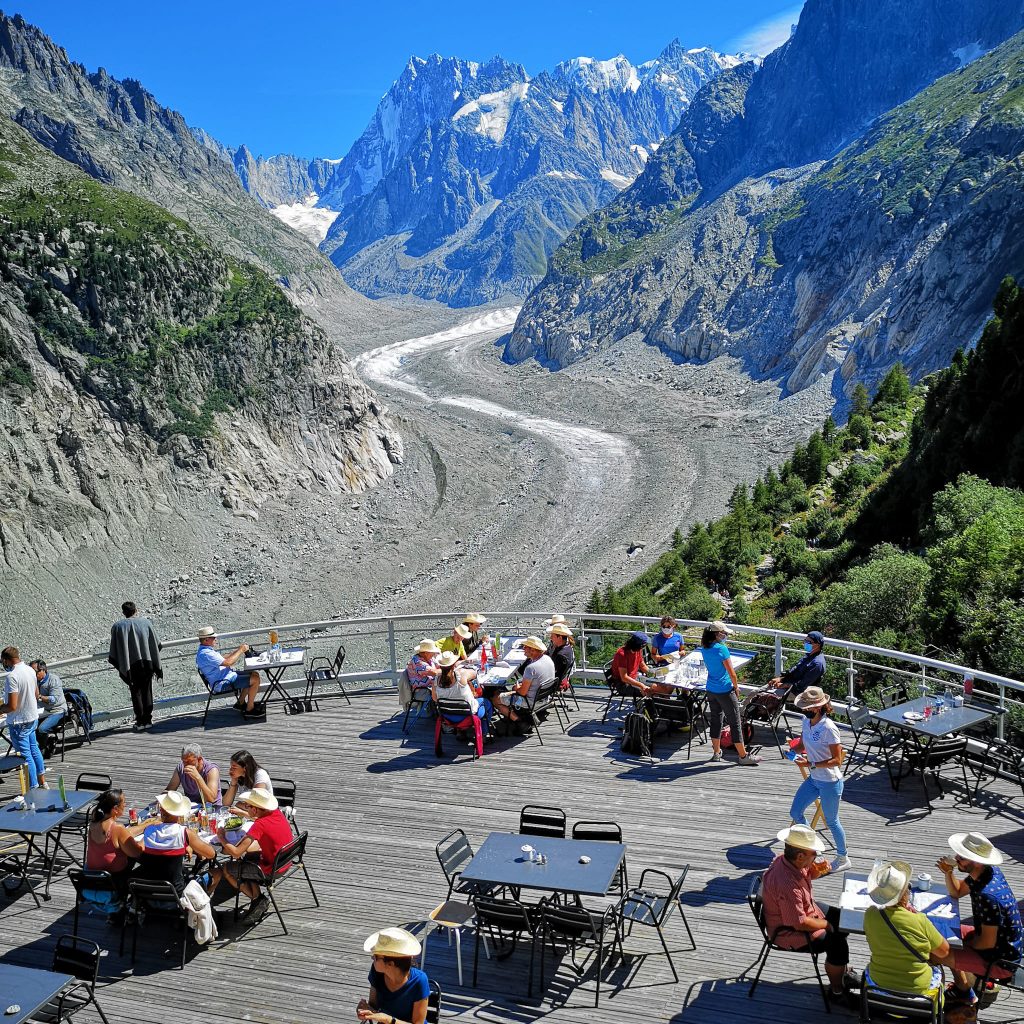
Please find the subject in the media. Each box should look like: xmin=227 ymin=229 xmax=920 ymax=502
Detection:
xmin=64 ymin=688 xmax=94 ymax=738
xmin=621 ymin=710 xmax=652 ymax=757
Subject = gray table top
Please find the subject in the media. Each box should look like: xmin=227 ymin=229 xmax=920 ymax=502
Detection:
xmin=0 ymin=788 xmax=97 ymax=836
xmin=872 ymin=696 xmax=997 ymax=738
xmin=0 ymin=964 xmax=74 ymax=1024
xmin=837 ymin=871 xmax=962 ymax=947
xmin=460 ymin=831 xmax=625 ymax=897
xmin=0 ymin=755 xmax=24 ymax=775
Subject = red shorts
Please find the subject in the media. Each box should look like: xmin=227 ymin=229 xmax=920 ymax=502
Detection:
xmin=952 ymin=926 xmax=1012 ymax=979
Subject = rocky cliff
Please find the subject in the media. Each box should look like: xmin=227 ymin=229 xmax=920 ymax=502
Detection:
xmin=0 ymin=116 xmax=399 ymax=572
xmin=314 ymin=44 xmax=742 ymax=305
xmin=506 ymin=0 xmax=1024 ymax=400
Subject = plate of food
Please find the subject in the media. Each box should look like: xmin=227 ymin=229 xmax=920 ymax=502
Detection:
xmin=224 ymin=815 xmax=244 ymax=830
xmin=902 ymin=711 xmax=925 ymax=721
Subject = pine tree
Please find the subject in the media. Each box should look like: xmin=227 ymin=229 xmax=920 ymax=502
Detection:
xmin=852 ymin=383 xmax=871 ymax=418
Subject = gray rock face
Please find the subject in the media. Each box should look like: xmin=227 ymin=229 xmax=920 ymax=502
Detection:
xmin=506 ymin=0 xmax=1024 ymax=400
xmin=315 ymin=43 xmax=743 ymax=306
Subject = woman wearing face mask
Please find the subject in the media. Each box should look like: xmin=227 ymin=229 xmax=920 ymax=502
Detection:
xmin=650 ymin=616 xmax=686 ymax=665
xmin=790 ymin=686 xmax=850 ymax=872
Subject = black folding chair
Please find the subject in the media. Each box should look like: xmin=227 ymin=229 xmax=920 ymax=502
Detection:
xmin=269 ymin=777 xmax=300 ymax=835
xmin=434 ymin=698 xmax=485 ymax=760
xmin=27 ymin=935 xmax=110 ymax=1024
xmin=68 ymin=867 xmax=122 ymax=935
xmin=646 ymin=695 xmax=693 ymax=758
xmin=126 ymin=878 xmax=191 ymax=969
xmin=617 ymin=865 xmax=696 ymax=982
xmin=746 ymin=873 xmax=830 ymax=1012
xmin=893 ymin=734 xmax=972 ymax=813
xmin=402 ymin=675 xmax=435 ymax=733
xmin=601 ymin=661 xmax=637 ymax=723
xmin=843 ymin=703 xmax=893 ymax=776
xmin=743 ymin=688 xmax=791 ymax=756
xmin=520 ymin=804 xmax=566 ymax=839
xmin=304 ymin=644 xmax=350 ymax=708
xmin=198 ymin=668 xmax=246 ymax=726
xmin=537 ymin=901 xmax=621 ymax=1007
xmin=472 ymin=894 xmax=542 ymax=993
xmin=572 ymin=821 xmax=628 ymax=895
xmin=962 ymin=737 xmax=1024 ymax=801
xmin=517 ymin=678 xmax=567 ymax=744
xmin=426 ymin=980 xmax=441 ymax=1024
xmin=67 ymin=773 xmax=112 ymax=858
xmin=232 ymin=830 xmax=319 ymax=935
xmin=859 ymin=970 xmax=941 ymax=1022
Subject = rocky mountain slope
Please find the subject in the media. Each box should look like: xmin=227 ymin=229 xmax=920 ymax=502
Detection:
xmin=0 ymin=13 xmax=388 ymax=347
xmin=0 ymin=115 xmax=399 ymax=574
xmin=312 ymin=44 xmax=741 ymax=305
xmin=506 ymin=0 xmax=1024 ymax=400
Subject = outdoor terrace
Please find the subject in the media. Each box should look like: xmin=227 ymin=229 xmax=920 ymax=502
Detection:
xmin=1 ymin=683 xmax=1023 ymax=1023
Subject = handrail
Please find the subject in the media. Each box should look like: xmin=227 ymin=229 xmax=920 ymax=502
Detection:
xmin=45 ymin=611 xmax=1022 ymax=738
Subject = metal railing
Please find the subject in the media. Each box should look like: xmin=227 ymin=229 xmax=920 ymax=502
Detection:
xmin=45 ymin=612 xmax=1024 ymax=737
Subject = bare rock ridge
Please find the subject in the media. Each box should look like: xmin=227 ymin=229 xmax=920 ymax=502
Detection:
xmin=505 ymin=0 xmax=1024 ymax=401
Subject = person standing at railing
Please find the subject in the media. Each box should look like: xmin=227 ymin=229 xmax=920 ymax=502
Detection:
xmin=767 ymin=630 xmax=826 ymax=701
xmin=1 ymin=645 xmax=47 ymax=788
xmin=108 ymin=601 xmax=163 ymax=731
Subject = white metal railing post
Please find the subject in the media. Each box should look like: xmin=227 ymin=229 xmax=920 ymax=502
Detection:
xmin=847 ymin=649 xmax=856 ymax=704
xmin=775 ymin=634 xmax=784 ymax=676
xmin=579 ymin=615 xmax=589 ymax=681
xmin=998 ymin=683 xmax=1006 ymax=740
xmin=387 ymin=619 xmax=398 ymax=686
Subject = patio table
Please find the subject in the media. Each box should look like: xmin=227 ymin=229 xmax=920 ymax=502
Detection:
xmin=244 ymin=648 xmax=306 ymax=711
xmin=459 ymin=831 xmax=625 ymax=898
xmin=838 ymin=870 xmax=962 ymax=947
xmin=0 ymin=787 xmax=97 ymax=902
xmin=0 ymin=963 xmax=74 ymax=1024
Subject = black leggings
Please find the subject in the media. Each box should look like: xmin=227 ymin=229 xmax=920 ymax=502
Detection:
xmin=808 ymin=904 xmax=850 ymax=967
xmin=708 ymin=689 xmax=743 ymax=741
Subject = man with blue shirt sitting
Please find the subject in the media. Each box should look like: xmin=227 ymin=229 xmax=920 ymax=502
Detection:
xmin=767 ymin=630 xmax=827 ymax=700
xmin=650 ymin=616 xmax=686 ymax=665
xmin=195 ymin=626 xmax=263 ymax=718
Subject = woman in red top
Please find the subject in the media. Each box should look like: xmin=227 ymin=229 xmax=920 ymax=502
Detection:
xmin=85 ymin=789 xmax=138 ymax=901
xmin=208 ymin=788 xmax=293 ymax=920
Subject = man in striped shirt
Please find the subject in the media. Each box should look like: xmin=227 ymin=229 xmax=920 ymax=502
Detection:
xmin=762 ymin=824 xmax=852 ymax=998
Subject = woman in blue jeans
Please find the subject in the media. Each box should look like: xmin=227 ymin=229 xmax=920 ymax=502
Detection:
xmin=1 ymin=646 xmax=46 ymax=788
xmin=790 ymin=685 xmax=850 ymax=872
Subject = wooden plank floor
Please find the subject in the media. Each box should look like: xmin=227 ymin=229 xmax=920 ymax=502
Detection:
xmin=1 ymin=691 xmax=1023 ymax=1023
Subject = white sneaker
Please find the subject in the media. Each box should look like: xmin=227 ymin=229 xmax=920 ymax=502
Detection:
xmin=736 ymin=754 xmax=761 ymax=766
xmin=710 ymin=750 xmax=723 ymax=762
xmin=830 ymin=855 xmax=852 ymax=872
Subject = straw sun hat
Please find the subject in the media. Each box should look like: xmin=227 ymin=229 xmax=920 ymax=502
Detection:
xmin=794 ymin=686 xmax=831 ymax=711
xmin=776 ymin=824 xmax=825 ymax=853
xmin=867 ymin=860 xmax=913 ymax=908
xmin=156 ymin=791 xmax=192 ymax=818
xmin=521 ymin=635 xmax=547 ymax=652
xmin=197 ymin=626 xmax=216 ymax=639
xmin=437 ymin=651 xmax=460 ymax=668
xmin=363 ymin=927 xmax=422 ymax=957
xmin=238 ymin=788 xmax=279 ymax=813
xmin=948 ymin=831 xmax=1004 ymax=865
xmin=463 ymin=613 xmax=487 ymax=625
xmin=549 ymin=623 xmax=574 ymax=638
xmin=415 ymin=639 xmax=440 ymax=655
xmin=453 ymin=624 xmax=472 ymax=640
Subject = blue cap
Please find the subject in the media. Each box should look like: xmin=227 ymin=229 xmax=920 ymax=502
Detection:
xmin=807 ymin=630 xmax=825 ymax=646
xmin=631 ymin=631 xmax=651 ymax=644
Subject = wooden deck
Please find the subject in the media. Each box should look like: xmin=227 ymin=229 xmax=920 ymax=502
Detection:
xmin=1 ymin=690 xmax=1023 ymax=1023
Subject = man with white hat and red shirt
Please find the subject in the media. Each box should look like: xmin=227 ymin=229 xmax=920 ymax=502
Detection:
xmin=936 ymin=831 xmax=1024 ymax=1005
xmin=761 ymin=823 xmax=853 ymax=999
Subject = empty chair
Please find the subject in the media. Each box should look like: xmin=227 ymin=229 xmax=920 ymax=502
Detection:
xmin=646 ymin=695 xmax=693 ymax=758
xmin=963 ymin=737 xmax=1024 ymax=801
xmin=520 ymin=805 xmax=566 ymax=839
xmin=304 ymin=644 xmax=350 ymax=708
xmin=472 ymin=895 xmax=542 ymax=993
xmin=435 ymin=829 xmax=501 ymax=900
xmin=26 ymin=935 xmax=110 ymax=1024
xmin=843 ymin=703 xmax=891 ymax=776
xmin=230 ymin=830 xmax=319 ymax=935
xmin=746 ymin=873 xmax=831 ymax=1012
xmin=572 ymin=820 xmax=628 ymax=895
xmin=893 ymin=734 xmax=972 ymax=813
xmin=617 ymin=865 xmax=696 ymax=983
xmin=537 ymin=901 xmax=620 ymax=1007
xmin=859 ymin=971 xmax=941 ymax=1023
xmin=742 ymin=688 xmax=791 ymax=755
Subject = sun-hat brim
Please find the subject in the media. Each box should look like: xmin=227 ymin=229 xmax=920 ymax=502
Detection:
xmin=237 ymin=788 xmax=278 ymax=813
xmin=949 ymin=832 xmax=1004 ymax=865
xmin=776 ymin=824 xmax=826 ymax=853
xmin=521 ymin=636 xmax=547 ymax=652
xmin=363 ymin=927 xmax=422 ymax=957
xmin=156 ymin=791 xmax=192 ymax=818
xmin=866 ymin=859 xmax=913 ymax=908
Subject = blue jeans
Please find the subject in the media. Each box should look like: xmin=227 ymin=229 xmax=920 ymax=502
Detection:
xmin=9 ymin=720 xmax=45 ymax=787
xmin=791 ymin=774 xmax=847 ymax=857
xmin=38 ymin=711 xmax=65 ymax=735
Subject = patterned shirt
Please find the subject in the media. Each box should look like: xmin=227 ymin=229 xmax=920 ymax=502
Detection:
xmin=407 ymin=654 xmax=438 ymax=689
xmin=762 ymin=854 xmax=822 ymax=950
xmin=966 ymin=865 xmax=1024 ymax=961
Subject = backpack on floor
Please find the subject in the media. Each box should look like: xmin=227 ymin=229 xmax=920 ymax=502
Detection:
xmin=719 ymin=720 xmax=754 ymax=749
xmin=64 ymin=688 xmax=94 ymax=738
xmin=621 ymin=710 xmax=652 ymax=757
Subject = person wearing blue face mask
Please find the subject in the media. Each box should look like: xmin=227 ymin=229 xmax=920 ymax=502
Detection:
xmin=767 ymin=630 xmax=826 ymax=700
xmin=650 ymin=616 xmax=686 ymax=665
xmin=790 ymin=686 xmax=850 ymax=872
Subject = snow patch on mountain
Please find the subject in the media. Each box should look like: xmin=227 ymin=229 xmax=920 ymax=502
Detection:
xmin=453 ymin=82 xmax=530 ymax=143
xmin=953 ymin=41 xmax=987 ymax=66
xmin=270 ymin=194 xmax=340 ymax=243
xmin=600 ymin=167 xmax=635 ymax=189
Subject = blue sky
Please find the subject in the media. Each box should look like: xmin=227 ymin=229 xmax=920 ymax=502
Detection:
xmin=10 ymin=1 xmax=803 ymax=158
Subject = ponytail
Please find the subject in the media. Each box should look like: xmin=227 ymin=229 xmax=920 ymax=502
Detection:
xmin=91 ymin=789 xmax=124 ymax=823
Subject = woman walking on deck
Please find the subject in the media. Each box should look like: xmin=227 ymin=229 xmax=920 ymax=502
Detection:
xmin=790 ymin=686 xmax=851 ymax=872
